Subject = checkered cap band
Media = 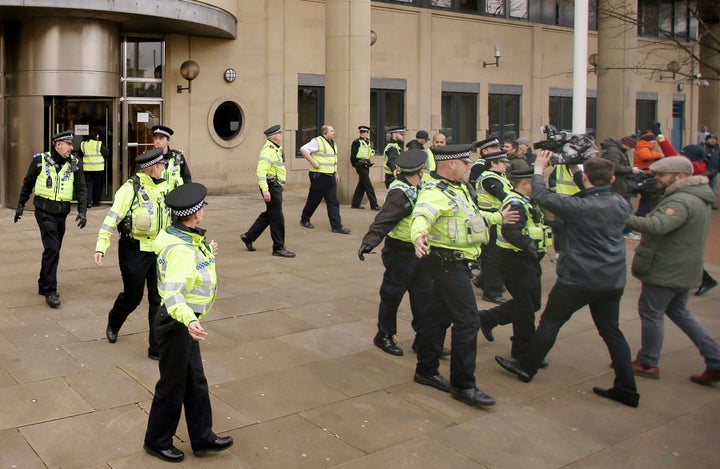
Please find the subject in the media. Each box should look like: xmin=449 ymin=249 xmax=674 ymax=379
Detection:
xmin=139 ymin=153 xmax=165 ymax=169
xmin=173 ymin=201 xmax=206 ymax=217
xmin=434 ymin=150 xmax=472 ymax=161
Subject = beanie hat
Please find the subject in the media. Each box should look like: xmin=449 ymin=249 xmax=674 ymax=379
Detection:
xmin=680 ymin=144 xmax=706 ymax=162
xmin=620 ymin=135 xmax=638 ymax=148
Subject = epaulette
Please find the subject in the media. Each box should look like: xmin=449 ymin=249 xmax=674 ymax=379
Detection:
xmin=33 ymin=153 xmax=43 ymax=159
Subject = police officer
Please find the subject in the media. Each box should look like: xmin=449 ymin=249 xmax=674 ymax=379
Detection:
xmin=144 ymin=183 xmax=233 ymax=463
xmin=383 ymin=127 xmax=405 ymax=188
xmin=299 ymin=124 xmax=351 ymax=234
xmin=152 ymin=125 xmax=192 ymax=188
xmin=240 ymin=125 xmax=295 ymax=257
xmin=469 ymin=137 xmax=501 ymax=186
xmin=411 ymin=144 xmax=516 ymax=407
xmin=358 ymin=149 xmax=444 ymax=358
xmin=79 ymin=128 xmax=109 ymax=208
xmin=473 ymin=150 xmax=513 ymax=304
xmin=94 ymin=148 xmax=170 ymax=359
xmin=350 ymin=125 xmax=380 ymax=210
xmin=15 ymin=130 xmax=88 ymax=308
xmin=479 ymin=167 xmax=553 ymax=362
xmin=406 ymin=130 xmax=429 ymax=150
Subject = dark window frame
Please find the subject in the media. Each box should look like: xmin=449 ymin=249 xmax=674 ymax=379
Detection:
xmin=441 ymin=91 xmax=478 ymax=145
xmin=296 ymin=85 xmax=325 ymax=157
xmin=370 ymin=88 xmax=406 ymax=152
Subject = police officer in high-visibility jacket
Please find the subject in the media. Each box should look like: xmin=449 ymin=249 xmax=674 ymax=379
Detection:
xmin=152 ymin=125 xmax=192 ymax=189
xmin=299 ymin=124 xmax=351 ymax=234
xmin=94 ymin=148 xmax=170 ymax=359
xmin=350 ymin=125 xmax=380 ymax=210
xmin=143 ymin=183 xmax=233 ymax=463
xmin=479 ymin=167 xmax=553 ymax=362
xmin=240 ymin=125 xmax=295 ymax=257
xmin=411 ymin=144 xmax=517 ymax=408
xmin=383 ymin=127 xmax=405 ymax=188
xmin=79 ymin=129 xmax=109 ymax=208
xmin=15 ymin=130 xmax=88 ymax=308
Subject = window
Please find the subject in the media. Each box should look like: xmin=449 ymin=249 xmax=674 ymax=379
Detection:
xmin=548 ymin=95 xmax=597 ymax=134
xmin=638 ymin=0 xmax=698 ymax=42
xmin=123 ymin=37 xmax=164 ymax=98
xmin=212 ymin=101 xmax=243 ymax=141
xmin=442 ymin=92 xmax=477 ymax=145
xmin=371 ymin=89 xmax=405 ymax=152
xmin=488 ymin=89 xmax=520 ymax=142
xmin=297 ymin=86 xmax=325 ymax=156
xmin=528 ymin=0 xmax=597 ymax=29
xmin=636 ymin=99 xmax=657 ymax=135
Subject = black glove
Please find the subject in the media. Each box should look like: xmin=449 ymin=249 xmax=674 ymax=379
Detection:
xmin=358 ymin=244 xmax=373 ymax=261
xmin=14 ymin=206 xmax=23 ymax=223
xmin=76 ymin=214 xmax=87 ymax=229
xmin=650 ymin=121 xmax=662 ymax=137
xmin=526 ymin=240 xmax=539 ymax=259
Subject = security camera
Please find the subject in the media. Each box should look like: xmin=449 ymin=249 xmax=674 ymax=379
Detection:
xmin=693 ymin=73 xmax=702 ymax=79
xmin=698 ymin=79 xmax=710 ymax=87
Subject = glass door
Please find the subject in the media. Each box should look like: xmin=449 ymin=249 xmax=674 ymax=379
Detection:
xmin=122 ymin=102 xmax=161 ymax=179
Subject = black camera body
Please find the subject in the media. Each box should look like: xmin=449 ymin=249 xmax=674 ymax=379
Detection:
xmin=626 ymin=172 xmax=658 ymax=194
xmin=533 ymin=125 xmax=599 ymax=165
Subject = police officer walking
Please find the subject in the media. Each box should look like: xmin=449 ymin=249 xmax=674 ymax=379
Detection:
xmin=144 ymin=183 xmax=233 ymax=463
xmin=79 ymin=128 xmax=109 ymax=208
xmin=94 ymin=148 xmax=170 ymax=360
xmin=479 ymin=168 xmax=553 ymax=363
xmin=350 ymin=125 xmax=380 ymax=210
xmin=411 ymin=144 xmax=516 ymax=407
xmin=383 ymin=127 xmax=405 ymax=188
xmin=15 ymin=131 xmax=88 ymax=308
xmin=241 ymin=125 xmax=295 ymax=257
xmin=299 ymin=124 xmax=351 ymax=234
xmin=152 ymin=125 xmax=192 ymax=188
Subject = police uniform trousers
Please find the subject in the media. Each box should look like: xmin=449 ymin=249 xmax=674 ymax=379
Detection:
xmin=476 ymin=225 xmax=505 ymax=297
xmin=85 ymin=170 xmax=104 ymax=207
xmin=300 ymin=172 xmax=342 ymax=230
xmin=245 ymin=184 xmax=285 ymax=251
xmin=416 ymin=252 xmax=480 ymax=389
xmin=377 ymin=238 xmax=433 ymax=337
xmin=352 ymin=163 xmax=379 ymax=208
xmin=482 ymin=250 xmax=542 ymax=357
xmin=107 ymin=236 xmax=160 ymax=353
xmin=145 ymin=308 xmax=215 ymax=451
xmin=516 ymin=284 xmax=637 ymax=396
xmin=35 ymin=207 xmax=67 ymax=295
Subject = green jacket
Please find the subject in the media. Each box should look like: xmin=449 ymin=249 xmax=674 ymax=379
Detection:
xmin=627 ymin=175 xmax=714 ymax=290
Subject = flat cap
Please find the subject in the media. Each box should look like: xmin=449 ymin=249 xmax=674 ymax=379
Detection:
xmin=473 ymin=137 xmax=500 ymax=152
xmin=358 ymin=125 xmax=370 ymax=132
xmin=165 ymin=182 xmax=208 ymax=217
xmin=264 ymin=125 xmax=282 ymax=137
xmin=52 ymin=131 xmax=74 ymax=143
xmin=516 ymin=137 xmax=531 ymax=147
xmin=415 ymin=130 xmax=429 ymax=140
xmin=649 ymin=156 xmax=693 ymax=175
xmin=484 ymin=150 xmax=510 ymax=163
xmin=432 ymin=144 xmax=473 ymax=163
xmin=395 ymin=149 xmax=427 ymax=172
xmin=136 ymin=147 xmax=165 ymax=169
xmin=507 ymin=167 xmax=534 ymax=180
xmin=152 ymin=125 xmax=174 ymax=138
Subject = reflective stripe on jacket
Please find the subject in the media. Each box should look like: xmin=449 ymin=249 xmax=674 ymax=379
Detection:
xmin=309 ymin=137 xmax=338 ymax=174
xmin=33 ymin=153 xmax=76 ymax=201
xmin=257 ymin=140 xmax=286 ymax=191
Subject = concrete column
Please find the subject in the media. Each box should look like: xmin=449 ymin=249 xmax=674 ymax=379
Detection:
xmin=596 ymin=0 xmax=637 ymax=141
xmin=698 ymin=21 xmax=720 ymax=134
xmin=325 ymin=0 xmax=371 ymax=203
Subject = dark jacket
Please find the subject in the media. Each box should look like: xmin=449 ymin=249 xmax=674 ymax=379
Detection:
xmin=361 ymin=176 xmax=415 ymax=249
xmin=532 ymin=174 xmax=630 ymax=290
xmin=704 ymin=143 xmax=719 ymax=176
xmin=600 ymin=138 xmax=633 ymax=196
xmin=627 ymin=175 xmax=714 ymax=290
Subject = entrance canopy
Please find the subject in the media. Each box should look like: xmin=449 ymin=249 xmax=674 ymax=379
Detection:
xmin=0 ymin=0 xmax=236 ymax=39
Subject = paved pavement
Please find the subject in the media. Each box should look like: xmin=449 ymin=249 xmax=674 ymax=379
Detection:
xmin=1 ymin=187 xmax=719 ymax=468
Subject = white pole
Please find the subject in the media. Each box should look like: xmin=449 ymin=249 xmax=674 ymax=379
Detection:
xmin=573 ymin=0 xmax=589 ymax=134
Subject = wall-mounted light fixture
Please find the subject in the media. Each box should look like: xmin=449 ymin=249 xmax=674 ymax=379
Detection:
xmin=483 ymin=45 xmax=501 ymax=68
xmin=370 ymin=30 xmax=377 ymax=46
xmin=177 ymin=60 xmax=200 ymax=93
xmin=224 ymin=68 xmax=236 ymax=83
xmin=658 ymin=60 xmax=681 ymax=81
xmin=588 ymin=53 xmax=598 ymax=74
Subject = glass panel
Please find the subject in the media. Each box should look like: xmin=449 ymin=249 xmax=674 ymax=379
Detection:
xmin=125 ymin=38 xmax=163 ymax=79
xmin=488 ymin=94 xmax=501 ymax=139
xmin=635 ymin=99 xmax=657 ymax=135
xmin=459 ymin=0 xmax=480 ymax=12
xmin=127 ymin=103 xmax=161 ymax=172
xmin=441 ymin=94 xmax=454 ymax=143
xmin=659 ymin=0 xmax=673 ymax=36
xmin=370 ymin=90 xmax=379 ymax=149
xmin=529 ymin=0 xmax=556 ymax=25
xmin=384 ymin=91 xmax=405 ymax=134
xmin=510 ymin=0 xmax=528 ymax=19
xmin=213 ymin=101 xmax=243 ymax=141
xmin=126 ymin=81 xmax=163 ymax=98
xmin=557 ymin=0 xmax=574 ymax=27
xmin=503 ymin=94 xmax=519 ymax=141
xmin=549 ymin=96 xmax=560 ymax=130
xmin=560 ymin=97 xmax=573 ymax=131
xmin=297 ymin=86 xmax=321 ymax=154
xmin=458 ymin=94 xmax=477 ymax=143
xmin=586 ymin=97 xmax=597 ymax=135
xmin=432 ymin=0 xmax=453 ymax=7
xmin=486 ymin=0 xmax=504 ymax=16
xmin=674 ymin=0 xmax=687 ymax=39
xmin=639 ymin=0 xmax=659 ymax=37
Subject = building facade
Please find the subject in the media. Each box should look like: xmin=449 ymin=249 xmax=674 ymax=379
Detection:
xmin=0 ymin=0 xmax=716 ymax=206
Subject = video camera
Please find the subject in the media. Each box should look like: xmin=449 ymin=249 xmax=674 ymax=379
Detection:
xmin=625 ymin=172 xmax=658 ymax=194
xmin=533 ymin=125 xmax=599 ymax=165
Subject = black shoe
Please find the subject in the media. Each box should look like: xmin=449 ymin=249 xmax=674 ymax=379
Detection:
xmin=351 ymin=205 xmax=366 ymax=209
xmin=332 ymin=227 xmax=351 ymax=234
xmin=273 ymin=248 xmax=296 ymax=258
xmin=144 ymin=444 xmax=185 ymax=462
xmin=148 ymin=349 xmax=159 ymax=360
xmin=193 ymin=436 xmax=234 ymax=456
xmin=482 ymin=294 xmax=507 ymax=305
xmin=450 ymin=386 xmax=496 ymax=407
xmin=373 ymin=332 xmax=403 ymax=356
xmin=240 ymin=234 xmax=256 ymax=252
xmin=478 ymin=310 xmax=494 ymax=342
xmin=300 ymin=221 xmax=314 ymax=229
xmin=495 ymin=355 xmax=533 ymax=382
xmin=512 ymin=354 xmax=548 ymax=369
xmin=106 ymin=325 xmax=118 ymax=343
xmin=45 ymin=292 xmax=61 ymax=308
xmin=414 ymin=373 xmax=451 ymax=393
xmin=472 ymin=276 xmax=483 ymax=289
xmin=370 ymin=206 xmax=381 ymax=211
xmin=592 ymin=387 xmax=639 ymax=408
xmin=696 ymin=280 xmax=718 ymax=296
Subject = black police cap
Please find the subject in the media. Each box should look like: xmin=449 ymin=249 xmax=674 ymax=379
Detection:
xmin=484 ymin=150 xmax=510 ymax=163
xmin=136 ymin=147 xmax=165 ymax=169
xmin=152 ymin=125 xmax=174 ymax=138
xmin=358 ymin=125 xmax=370 ymax=132
xmin=264 ymin=125 xmax=282 ymax=137
xmin=396 ymin=149 xmax=427 ymax=172
xmin=472 ymin=137 xmax=500 ymax=151
xmin=165 ymin=182 xmax=208 ymax=217
xmin=52 ymin=131 xmax=74 ymax=143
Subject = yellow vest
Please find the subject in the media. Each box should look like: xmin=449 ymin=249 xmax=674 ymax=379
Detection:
xmin=355 ymin=139 xmax=373 ymax=160
xmin=496 ymin=192 xmax=553 ymax=252
xmin=555 ymin=166 xmax=580 ymax=195
xmin=309 ymin=136 xmax=338 ymax=174
xmin=257 ymin=140 xmax=286 ymax=191
xmin=387 ymin=179 xmax=418 ymax=243
xmin=163 ymin=149 xmax=186 ymax=188
xmin=80 ymin=140 xmax=104 ymax=172
xmin=383 ymin=142 xmax=402 ymax=175
xmin=33 ymin=153 xmax=77 ymax=201
xmin=475 ymin=171 xmax=513 ymax=211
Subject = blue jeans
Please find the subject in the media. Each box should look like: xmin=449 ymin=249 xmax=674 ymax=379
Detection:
xmin=636 ymin=283 xmax=720 ymax=370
